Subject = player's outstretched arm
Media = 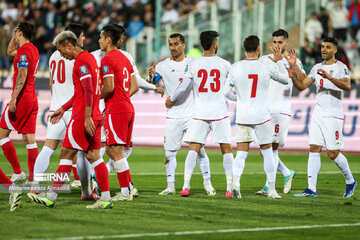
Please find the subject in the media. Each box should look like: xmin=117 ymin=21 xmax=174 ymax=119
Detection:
xmin=7 ymin=36 xmax=17 ymax=57
xmin=136 ymin=73 xmax=156 ymax=91
xmin=101 ymin=76 xmax=114 ymax=99
xmin=287 ymin=49 xmax=313 ymax=91
xmin=168 ymin=76 xmax=192 ymax=105
xmin=317 ymin=69 xmax=351 ymax=91
xmin=9 ymin=67 xmax=28 ymax=112
xmin=129 ymin=74 xmax=139 ymax=97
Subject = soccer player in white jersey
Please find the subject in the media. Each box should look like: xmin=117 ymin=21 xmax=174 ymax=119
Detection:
xmin=150 ymin=33 xmax=215 ymax=196
xmin=288 ymin=37 xmax=357 ymax=198
xmin=255 ymin=29 xmax=305 ymax=195
xmin=31 ymin=24 xmax=93 ymax=195
xmin=224 ymin=35 xmax=291 ymax=199
xmin=166 ymin=31 xmax=233 ymax=198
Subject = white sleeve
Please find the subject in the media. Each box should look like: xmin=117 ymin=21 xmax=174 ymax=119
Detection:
xmin=170 ymin=76 xmax=192 ymax=102
xmin=223 ymin=66 xmax=236 ymax=101
xmin=268 ymin=61 xmax=289 ymax=85
xmin=136 ymin=73 xmax=156 ymax=90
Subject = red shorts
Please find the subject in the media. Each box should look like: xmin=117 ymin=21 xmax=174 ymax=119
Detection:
xmin=62 ymin=118 xmax=102 ymax=151
xmin=104 ymin=112 xmax=134 ymax=147
xmin=0 ymin=100 xmax=38 ymax=134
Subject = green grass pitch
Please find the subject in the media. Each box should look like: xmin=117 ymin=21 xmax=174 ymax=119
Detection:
xmin=0 ymin=144 xmax=359 ymax=240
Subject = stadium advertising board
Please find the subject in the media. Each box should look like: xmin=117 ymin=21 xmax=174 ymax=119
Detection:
xmin=0 ymin=88 xmax=359 ymax=152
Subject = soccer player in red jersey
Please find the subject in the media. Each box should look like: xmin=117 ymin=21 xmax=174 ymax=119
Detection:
xmin=0 ymin=22 xmax=39 ymax=183
xmin=99 ymin=24 xmax=139 ymax=201
xmin=29 ymin=31 xmax=112 ymax=209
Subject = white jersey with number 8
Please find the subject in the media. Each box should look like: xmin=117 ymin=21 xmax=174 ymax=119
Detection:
xmin=185 ymin=55 xmax=231 ymax=120
xmin=49 ymin=50 xmax=75 ymax=111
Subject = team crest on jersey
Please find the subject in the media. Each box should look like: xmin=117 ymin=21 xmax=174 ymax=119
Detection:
xmin=103 ymin=65 xmax=109 ymax=73
xmin=80 ymin=65 xmax=88 ymax=74
xmin=344 ymin=69 xmax=348 ymax=75
xmin=329 ymin=70 xmax=334 ymax=76
xmin=184 ymin=64 xmax=189 ymax=72
xmin=20 ymin=55 xmax=27 ymax=62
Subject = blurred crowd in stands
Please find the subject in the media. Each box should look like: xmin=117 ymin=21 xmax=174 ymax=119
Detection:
xmin=0 ymin=0 xmax=360 ymax=83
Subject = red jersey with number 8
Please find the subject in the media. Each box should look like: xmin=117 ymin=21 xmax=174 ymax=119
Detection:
xmin=100 ymin=49 xmax=135 ymax=114
xmin=72 ymin=50 xmax=102 ymax=121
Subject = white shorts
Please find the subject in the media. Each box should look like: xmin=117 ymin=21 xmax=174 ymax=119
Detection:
xmin=184 ymin=117 xmax=232 ymax=145
xmin=309 ymin=114 xmax=344 ymax=150
xmin=270 ymin=113 xmax=291 ymax=147
xmin=164 ymin=117 xmax=190 ymax=151
xmin=45 ymin=111 xmax=72 ymax=140
xmin=236 ymin=120 xmax=273 ymax=145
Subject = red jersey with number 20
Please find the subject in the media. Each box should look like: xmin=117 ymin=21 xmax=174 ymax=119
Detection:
xmin=13 ymin=42 xmax=39 ymax=101
xmin=100 ymin=49 xmax=135 ymax=114
xmin=72 ymin=51 xmax=102 ymax=121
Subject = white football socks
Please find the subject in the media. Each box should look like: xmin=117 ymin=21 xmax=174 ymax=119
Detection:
xmin=124 ymin=147 xmax=133 ymax=158
xmin=333 ymin=153 xmax=355 ymax=184
xmin=164 ymin=150 xmax=177 ymax=187
xmin=232 ymin=151 xmax=248 ymax=188
xmin=76 ymin=151 xmax=92 ymax=197
xmin=34 ymin=146 xmax=54 ymax=175
xmin=198 ymin=147 xmax=211 ymax=186
xmin=274 ymin=150 xmax=291 ymax=176
xmin=223 ymin=153 xmax=233 ymax=191
xmin=100 ymin=146 xmax=106 ymax=158
xmin=183 ymin=150 xmax=198 ymax=190
xmin=261 ymin=148 xmax=276 ymax=191
xmin=307 ymin=152 xmax=321 ymax=192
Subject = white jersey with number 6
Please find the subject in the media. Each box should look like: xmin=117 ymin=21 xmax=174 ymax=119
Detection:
xmin=226 ymin=58 xmax=289 ymax=125
xmin=185 ymin=55 xmax=231 ymax=120
xmin=49 ymin=50 xmax=75 ymax=111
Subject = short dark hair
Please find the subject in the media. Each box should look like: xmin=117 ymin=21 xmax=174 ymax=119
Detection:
xmin=110 ymin=23 xmax=125 ymax=36
xmin=65 ymin=23 xmax=84 ymax=39
xmin=17 ymin=22 xmax=35 ymax=40
xmin=169 ymin=33 xmax=185 ymax=43
xmin=102 ymin=24 xmax=121 ymax=46
xmin=322 ymin=37 xmax=338 ymax=48
xmin=200 ymin=31 xmax=219 ymax=50
xmin=243 ymin=35 xmax=260 ymax=52
xmin=272 ymin=29 xmax=288 ymax=39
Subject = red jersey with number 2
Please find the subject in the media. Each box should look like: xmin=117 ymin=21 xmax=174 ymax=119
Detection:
xmin=100 ymin=49 xmax=135 ymax=114
xmin=72 ymin=50 xmax=102 ymax=121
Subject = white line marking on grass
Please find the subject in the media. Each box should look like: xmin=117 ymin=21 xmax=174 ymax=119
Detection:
xmin=18 ymin=222 xmax=360 ymax=240
xmin=110 ymin=171 xmax=360 ymax=176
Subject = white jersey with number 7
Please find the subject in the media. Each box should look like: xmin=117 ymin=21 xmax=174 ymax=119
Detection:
xmin=226 ymin=58 xmax=289 ymax=125
xmin=184 ymin=55 xmax=231 ymax=120
xmin=49 ymin=50 xmax=75 ymax=111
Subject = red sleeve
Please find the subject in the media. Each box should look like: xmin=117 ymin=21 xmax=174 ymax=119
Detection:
xmin=101 ymin=56 xmax=114 ymax=79
xmin=76 ymin=62 xmax=94 ymax=107
xmin=61 ymin=96 xmax=74 ymax=111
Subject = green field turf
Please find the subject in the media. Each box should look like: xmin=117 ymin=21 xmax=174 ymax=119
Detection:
xmin=0 ymin=144 xmax=359 ymax=240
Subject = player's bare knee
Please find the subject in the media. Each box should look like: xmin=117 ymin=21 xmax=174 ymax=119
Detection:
xmin=0 ymin=128 xmax=10 ymax=140
xmin=85 ymin=150 xmax=100 ymax=162
xmin=327 ymin=150 xmax=340 ymax=160
xmin=260 ymin=143 xmax=272 ymax=150
xmin=220 ymin=143 xmax=232 ymax=154
xmin=310 ymin=145 xmax=322 ymax=153
xmin=22 ymin=134 xmax=36 ymax=145
xmin=189 ymin=143 xmax=201 ymax=153
xmin=44 ymin=139 xmax=59 ymax=150
xmin=60 ymin=147 xmax=77 ymax=160
xmin=272 ymin=143 xmax=279 ymax=151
